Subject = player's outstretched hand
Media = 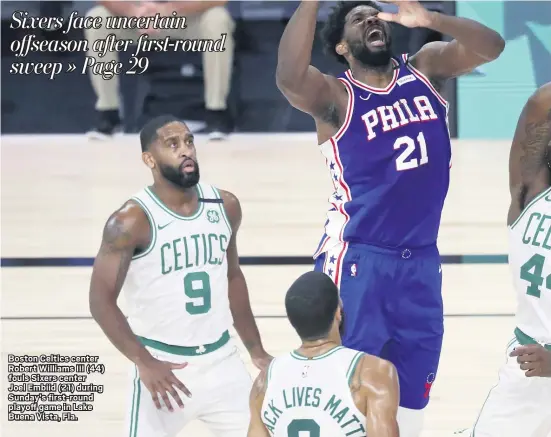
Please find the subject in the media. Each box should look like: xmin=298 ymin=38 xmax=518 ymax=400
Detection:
xmin=377 ymin=1 xmax=432 ymax=29
xmin=137 ymin=356 xmax=192 ymax=411
xmin=510 ymin=344 xmax=551 ymax=377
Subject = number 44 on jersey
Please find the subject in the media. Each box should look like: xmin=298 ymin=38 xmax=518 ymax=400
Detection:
xmin=521 ymin=254 xmax=551 ymax=298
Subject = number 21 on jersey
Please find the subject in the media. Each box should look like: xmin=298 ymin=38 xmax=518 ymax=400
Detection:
xmin=394 ymin=132 xmax=428 ymax=171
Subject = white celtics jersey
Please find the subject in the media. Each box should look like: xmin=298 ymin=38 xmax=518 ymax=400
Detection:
xmin=508 ymin=186 xmax=551 ymax=344
xmin=261 ymin=346 xmax=366 ymax=437
xmin=123 ymin=183 xmax=233 ymax=347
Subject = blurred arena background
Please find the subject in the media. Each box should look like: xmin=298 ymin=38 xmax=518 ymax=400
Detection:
xmin=1 ymin=1 xmax=550 ymax=436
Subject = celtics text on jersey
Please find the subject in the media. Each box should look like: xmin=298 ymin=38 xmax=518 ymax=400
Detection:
xmin=122 ymin=183 xmax=234 ymax=348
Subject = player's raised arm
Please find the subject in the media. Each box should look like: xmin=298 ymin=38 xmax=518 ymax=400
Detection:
xmin=361 ymin=356 xmax=400 ymax=437
xmin=381 ymin=0 xmax=505 ymax=83
xmin=247 ymin=371 xmax=271 ymax=437
xmin=89 ymin=201 xmax=152 ymax=365
xmin=276 ymin=0 xmax=339 ymax=117
xmin=507 ymin=83 xmax=551 ymax=224
xmin=219 ymin=189 xmax=273 ymax=371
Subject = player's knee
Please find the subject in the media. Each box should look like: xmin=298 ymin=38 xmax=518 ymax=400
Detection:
xmin=199 ymin=7 xmax=234 ymax=39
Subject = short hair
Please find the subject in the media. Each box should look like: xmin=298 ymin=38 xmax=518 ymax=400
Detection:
xmin=285 ymin=271 xmax=340 ymax=341
xmin=320 ymin=1 xmax=382 ymax=65
xmin=139 ymin=114 xmax=182 ymax=152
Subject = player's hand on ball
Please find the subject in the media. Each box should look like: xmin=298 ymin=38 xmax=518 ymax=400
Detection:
xmin=510 ymin=344 xmax=551 ymax=377
xmin=137 ymin=356 xmax=192 ymax=411
xmin=377 ymin=1 xmax=432 ymax=28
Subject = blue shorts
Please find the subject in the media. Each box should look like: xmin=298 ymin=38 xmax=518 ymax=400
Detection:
xmin=314 ymin=242 xmax=444 ymax=410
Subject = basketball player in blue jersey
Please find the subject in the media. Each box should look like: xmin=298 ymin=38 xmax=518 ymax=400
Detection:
xmin=276 ymin=2 xmax=505 ymax=436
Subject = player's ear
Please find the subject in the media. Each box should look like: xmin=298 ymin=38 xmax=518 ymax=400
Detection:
xmin=337 ymin=302 xmax=346 ymax=337
xmin=336 ymin=42 xmax=348 ymax=57
xmin=142 ymin=151 xmax=155 ymax=169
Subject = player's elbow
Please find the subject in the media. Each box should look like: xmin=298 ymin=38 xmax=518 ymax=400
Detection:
xmin=89 ymin=291 xmax=104 ymax=320
xmin=491 ymin=38 xmax=505 ymax=60
xmin=275 ymin=70 xmax=295 ymax=96
xmin=485 ymin=33 xmax=505 ymax=61
xmin=275 ymin=79 xmax=300 ymax=110
xmin=275 ymin=77 xmax=313 ymax=113
xmin=89 ymin=292 xmax=104 ymax=322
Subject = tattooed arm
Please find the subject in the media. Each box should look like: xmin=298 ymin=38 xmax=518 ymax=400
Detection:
xmin=89 ymin=201 xmax=153 ymax=365
xmin=508 ymin=83 xmax=551 ymax=226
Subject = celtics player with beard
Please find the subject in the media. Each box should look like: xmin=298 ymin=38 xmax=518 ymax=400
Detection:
xmin=89 ymin=115 xmax=272 ymax=437
xmin=456 ymin=83 xmax=551 ymax=437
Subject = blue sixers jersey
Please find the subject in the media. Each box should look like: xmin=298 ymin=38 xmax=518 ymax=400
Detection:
xmin=314 ymin=54 xmax=451 ymax=258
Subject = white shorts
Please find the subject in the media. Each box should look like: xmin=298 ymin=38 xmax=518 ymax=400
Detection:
xmin=124 ymin=336 xmax=252 ymax=437
xmin=466 ymin=336 xmax=551 ymax=437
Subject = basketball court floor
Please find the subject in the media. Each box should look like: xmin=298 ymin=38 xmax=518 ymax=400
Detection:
xmin=1 ymin=133 xmax=517 ymax=436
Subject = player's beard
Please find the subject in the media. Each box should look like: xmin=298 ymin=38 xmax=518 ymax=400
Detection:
xmin=159 ymin=160 xmax=200 ymax=188
xmin=349 ymin=38 xmax=392 ymax=68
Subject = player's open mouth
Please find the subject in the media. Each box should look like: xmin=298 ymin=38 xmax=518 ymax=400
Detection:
xmin=180 ymin=160 xmax=195 ymax=172
xmin=365 ymin=28 xmax=385 ymax=47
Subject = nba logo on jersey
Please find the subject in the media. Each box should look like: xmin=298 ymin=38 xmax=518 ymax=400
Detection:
xmin=424 ymin=372 xmax=436 ymax=398
xmin=302 ymin=365 xmax=310 ymax=378
xmin=350 ymin=264 xmax=357 ymax=277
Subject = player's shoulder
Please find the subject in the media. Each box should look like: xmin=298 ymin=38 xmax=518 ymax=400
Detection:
xmin=108 ymin=199 xmax=148 ymax=227
xmin=355 ymin=352 xmax=398 ymax=382
xmin=325 ymin=72 xmax=348 ymax=90
xmin=526 ymin=82 xmax=551 ymax=112
xmin=101 ymin=199 xmax=150 ymax=246
xmin=215 ymin=188 xmax=242 ymax=226
xmin=532 ymin=82 xmax=551 ymax=100
xmin=216 ymin=188 xmax=240 ymax=207
xmin=408 ymin=43 xmax=442 ymax=68
xmin=194 ymin=182 xmax=239 ymax=213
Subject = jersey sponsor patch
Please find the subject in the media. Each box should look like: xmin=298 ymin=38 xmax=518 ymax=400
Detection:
xmin=397 ymin=74 xmax=416 ymax=86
